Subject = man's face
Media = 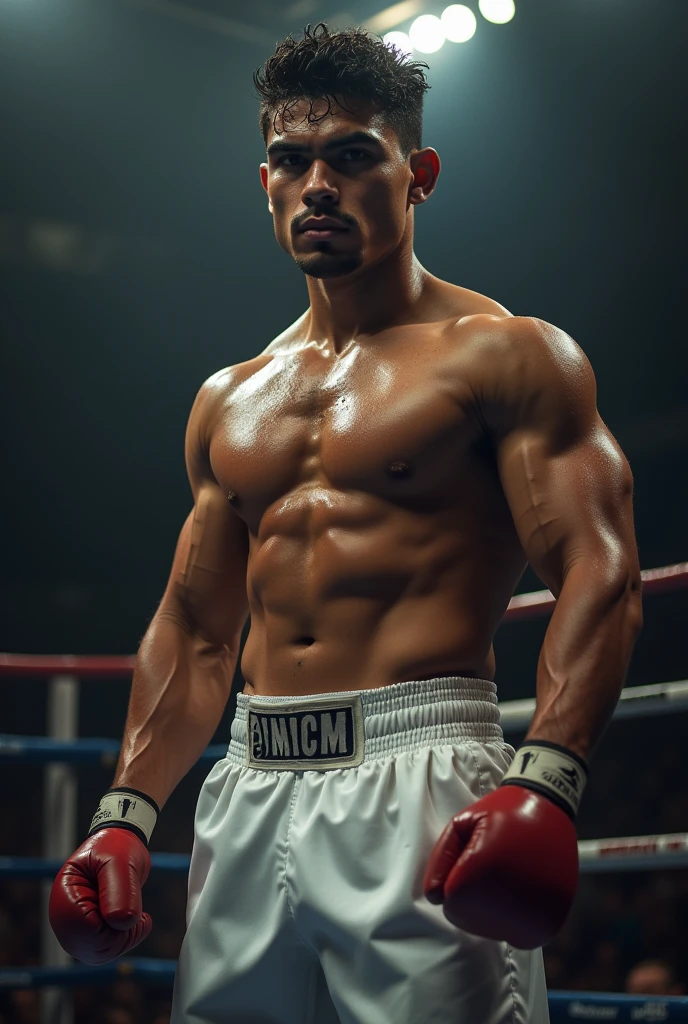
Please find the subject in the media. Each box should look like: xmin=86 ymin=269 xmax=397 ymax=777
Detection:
xmin=626 ymin=965 xmax=674 ymax=996
xmin=260 ymin=98 xmax=418 ymax=279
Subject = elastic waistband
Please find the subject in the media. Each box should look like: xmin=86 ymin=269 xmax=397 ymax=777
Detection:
xmin=226 ymin=676 xmax=503 ymax=770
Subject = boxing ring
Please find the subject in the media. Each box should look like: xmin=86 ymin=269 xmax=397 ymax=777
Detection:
xmin=1 ymin=562 xmax=688 ymax=1022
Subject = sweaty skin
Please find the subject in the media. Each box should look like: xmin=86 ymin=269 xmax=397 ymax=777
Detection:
xmin=113 ymin=97 xmax=641 ymax=809
xmin=208 ymin=303 xmax=526 ymax=694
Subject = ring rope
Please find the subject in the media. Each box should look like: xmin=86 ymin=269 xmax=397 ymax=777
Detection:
xmin=505 ymin=560 xmax=688 ymax=621
xmin=0 ymin=958 xmax=173 ymax=989
xmin=498 ymin=678 xmax=688 ymax=732
xmin=578 ymin=833 xmax=688 ymax=872
xmin=0 ymin=853 xmax=191 ymax=878
xmin=0 ymin=963 xmax=687 ymax=1019
xmin=1 ymin=679 xmax=686 ymax=767
xmin=0 ymin=736 xmax=228 ymax=765
xmin=0 ymin=561 xmax=685 ymax=678
xmin=3 ymin=834 xmax=686 ymax=880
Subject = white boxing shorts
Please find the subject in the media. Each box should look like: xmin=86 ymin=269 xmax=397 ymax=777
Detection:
xmin=170 ymin=676 xmax=550 ymax=1024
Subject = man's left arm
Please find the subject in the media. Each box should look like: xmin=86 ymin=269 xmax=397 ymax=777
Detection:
xmin=492 ymin=316 xmax=643 ymax=761
xmin=423 ymin=316 xmax=643 ymax=948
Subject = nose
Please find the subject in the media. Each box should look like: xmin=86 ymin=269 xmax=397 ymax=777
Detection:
xmin=301 ymin=158 xmax=339 ymax=208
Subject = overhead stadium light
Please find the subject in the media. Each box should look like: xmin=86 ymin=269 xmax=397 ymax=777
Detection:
xmin=409 ymin=14 xmax=445 ymax=54
xmin=383 ymin=30 xmax=413 ymax=57
xmin=366 ymin=1 xmax=425 ymax=35
xmin=441 ymin=4 xmax=477 ymax=43
xmin=478 ymin=0 xmax=516 ymax=25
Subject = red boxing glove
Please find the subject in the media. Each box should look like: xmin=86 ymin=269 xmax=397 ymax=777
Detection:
xmin=50 ymin=788 xmax=158 ymax=965
xmin=423 ymin=741 xmax=587 ymax=949
xmin=49 ymin=828 xmax=152 ymax=965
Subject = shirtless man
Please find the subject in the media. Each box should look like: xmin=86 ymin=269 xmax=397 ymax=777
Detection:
xmin=49 ymin=23 xmax=642 ymax=1024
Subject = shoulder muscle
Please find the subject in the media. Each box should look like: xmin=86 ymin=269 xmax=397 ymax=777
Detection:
xmin=184 ymin=368 xmax=237 ymax=495
xmin=467 ymin=316 xmax=597 ymax=449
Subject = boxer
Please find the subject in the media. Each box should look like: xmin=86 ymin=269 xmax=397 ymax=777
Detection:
xmin=50 ymin=23 xmax=642 ymax=1023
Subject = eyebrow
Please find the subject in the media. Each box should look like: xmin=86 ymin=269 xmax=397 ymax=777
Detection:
xmin=266 ymin=130 xmax=383 ymax=158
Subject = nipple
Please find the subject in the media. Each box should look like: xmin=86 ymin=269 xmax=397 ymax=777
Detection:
xmin=387 ymin=460 xmax=412 ymax=479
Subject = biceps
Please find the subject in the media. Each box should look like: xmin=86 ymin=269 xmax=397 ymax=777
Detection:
xmin=497 ymin=422 xmax=637 ymax=594
xmin=161 ymin=483 xmax=250 ymax=652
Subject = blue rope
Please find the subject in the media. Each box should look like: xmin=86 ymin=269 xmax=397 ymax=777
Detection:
xmin=550 ymin=991 xmax=688 ymax=1020
xmin=0 ymin=958 xmax=175 ymax=989
xmin=0 ymin=734 xmax=227 ymax=765
xmin=1 ymin=963 xmax=687 ymax=1018
xmin=0 ymin=854 xmax=191 ymax=878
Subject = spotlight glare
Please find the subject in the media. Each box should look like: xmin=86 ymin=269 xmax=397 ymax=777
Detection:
xmin=478 ymin=0 xmax=516 ymax=25
xmin=409 ymin=14 xmax=446 ymax=54
xmin=441 ymin=5 xmax=477 ymax=43
xmin=383 ymin=30 xmax=413 ymax=58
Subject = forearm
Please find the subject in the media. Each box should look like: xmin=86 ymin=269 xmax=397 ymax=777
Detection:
xmin=526 ymin=560 xmax=643 ymax=761
xmin=112 ymin=608 xmax=238 ymax=808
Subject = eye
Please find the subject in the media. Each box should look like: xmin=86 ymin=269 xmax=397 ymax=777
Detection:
xmin=341 ymin=148 xmax=370 ymax=162
xmin=278 ymin=154 xmax=305 ymax=167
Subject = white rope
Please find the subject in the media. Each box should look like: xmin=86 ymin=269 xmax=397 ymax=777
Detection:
xmin=579 ymin=833 xmax=688 ymax=873
xmin=499 ymin=681 xmax=688 ymax=873
xmin=498 ymin=679 xmax=688 ymax=732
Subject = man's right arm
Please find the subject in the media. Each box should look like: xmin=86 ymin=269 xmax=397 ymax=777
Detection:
xmin=113 ymin=371 xmax=250 ymax=809
xmin=49 ymin=372 xmax=250 ymax=964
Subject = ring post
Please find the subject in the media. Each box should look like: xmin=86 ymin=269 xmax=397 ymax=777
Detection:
xmin=41 ymin=674 xmax=78 ymax=1024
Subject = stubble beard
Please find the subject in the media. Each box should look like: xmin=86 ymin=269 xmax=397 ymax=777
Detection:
xmin=293 ymin=248 xmax=364 ymax=279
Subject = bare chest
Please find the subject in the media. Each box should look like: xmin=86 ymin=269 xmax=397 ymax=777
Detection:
xmin=208 ymin=334 xmax=487 ymax=536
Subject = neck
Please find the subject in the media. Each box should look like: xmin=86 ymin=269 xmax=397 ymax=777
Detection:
xmin=303 ymin=233 xmax=432 ymax=353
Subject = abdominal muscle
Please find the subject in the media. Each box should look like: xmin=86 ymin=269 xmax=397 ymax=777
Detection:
xmin=241 ymin=616 xmax=497 ymax=697
xmin=240 ymin=524 xmax=523 ymax=696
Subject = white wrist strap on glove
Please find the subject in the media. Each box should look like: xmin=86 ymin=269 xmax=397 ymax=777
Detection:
xmin=501 ymin=740 xmax=588 ymax=818
xmin=88 ymin=788 xmax=159 ymax=846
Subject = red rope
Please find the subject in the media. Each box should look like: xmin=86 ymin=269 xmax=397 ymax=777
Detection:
xmin=0 ymin=654 xmax=136 ymax=678
xmin=1 ymin=562 xmax=686 ymax=678
xmin=505 ymin=561 xmax=688 ymax=621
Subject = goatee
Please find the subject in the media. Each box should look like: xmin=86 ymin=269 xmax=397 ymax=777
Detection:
xmin=293 ymin=251 xmax=363 ymax=279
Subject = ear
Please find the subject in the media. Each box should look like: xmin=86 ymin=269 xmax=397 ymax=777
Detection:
xmin=408 ymin=148 xmax=441 ymax=205
xmin=259 ymin=163 xmax=273 ymax=213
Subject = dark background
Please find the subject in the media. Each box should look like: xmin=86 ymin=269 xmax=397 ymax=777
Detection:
xmin=1 ymin=0 xmax=687 ymax=1018
xmin=1 ymin=0 xmax=686 ymax=666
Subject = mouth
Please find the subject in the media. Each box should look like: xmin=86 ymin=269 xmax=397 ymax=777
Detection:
xmin=300 ymin=228 xmax=346 ymax=239
xmin=298 ymin=218 xmax=349 ymax=240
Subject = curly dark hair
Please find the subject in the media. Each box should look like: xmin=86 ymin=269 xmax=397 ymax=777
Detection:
xmin=254 ymin=23 xmax=430 ymax=157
